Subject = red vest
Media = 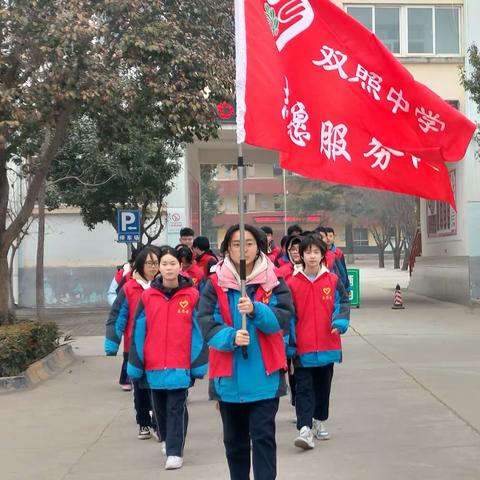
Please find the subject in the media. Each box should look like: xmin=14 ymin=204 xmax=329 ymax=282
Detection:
xmin=276 ymin=255 xmax=289 ymax=267
xmin=287 ymin=271 xmax=342 ymax=355
xmin=325 ymin=250 xmax=336 ymax=270
xmin=267 ymin=246 xmax=281 ymax=263
xmin=274 ymin=262 xmax=294 ymax=282
xmin=208 ymin=274 xmax=286 ymax=378
xmin=114 ymin=264 xmax=130 ymax=283
xmin=141 ymin=286 xmax=199 ymax=370
xmin=122 ymin=278 xmax=145 ymax=352
xmin=183 ymin=263 xmax=205 ymax=289
xmin=333 ymin=246 xmax=344 ymax=261
xmin=196 ymin=253 xmax=217 ymax=277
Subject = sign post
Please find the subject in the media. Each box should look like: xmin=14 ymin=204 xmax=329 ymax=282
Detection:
xmin=347 ymin=268 xmax=360 ymax=308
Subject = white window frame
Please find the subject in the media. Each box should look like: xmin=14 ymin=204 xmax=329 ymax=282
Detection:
xmin=353 ymin=228 xmax=369 ymax=247
xmin=345 ymin=4 xmax=462 ymax=58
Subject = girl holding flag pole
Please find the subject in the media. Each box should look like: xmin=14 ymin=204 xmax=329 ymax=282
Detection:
xmin=197 ymin=223 xmax=294 ymax=480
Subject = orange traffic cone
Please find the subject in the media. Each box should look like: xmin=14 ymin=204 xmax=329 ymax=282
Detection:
xmin=392 ymin=284 xmax=405 ymax=309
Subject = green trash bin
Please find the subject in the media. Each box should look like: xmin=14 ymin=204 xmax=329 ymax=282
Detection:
xmin=347 ymin=268 xmax=360 ymax=308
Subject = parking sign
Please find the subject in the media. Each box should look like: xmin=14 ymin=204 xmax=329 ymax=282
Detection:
xmin=117 ymin=209 xmax=141 ymax=243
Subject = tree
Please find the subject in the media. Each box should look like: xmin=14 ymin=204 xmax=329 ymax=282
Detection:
xmin=47 ymin=116 xmax=182 ymax=245
xmin=200 ymin=165 xmax=222 ymax=243
xmin=363 ymin=191 xmax=393 ymax=268
xmin=287 ymin=177 xmax=368 ymax=261
xmin=0 ymin=1 xmax=234 ymax=323
xmin=462 ymin=44 xmax=480 ymax=151
xmin=387 ymin=194 xmax=416 ymax=269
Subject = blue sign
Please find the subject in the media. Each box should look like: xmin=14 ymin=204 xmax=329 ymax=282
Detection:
xmin=117 ymin=209 xmax=141 ymax=243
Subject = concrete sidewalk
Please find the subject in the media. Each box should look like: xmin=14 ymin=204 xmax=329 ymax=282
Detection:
xmin=2 ymin=265 xmax=480 ymax=479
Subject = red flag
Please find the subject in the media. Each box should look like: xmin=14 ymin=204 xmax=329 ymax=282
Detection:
xmin=235 ymin=0 xmax=477 ymax=206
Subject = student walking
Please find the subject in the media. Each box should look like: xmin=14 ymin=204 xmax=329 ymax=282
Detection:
xmin=198 ymin=224 xmax=294 ymax=480
xmin=260 ymin=225 xmax=281 ymax=263
xmin=105 ymin=246 xmax=160 ymax=436
xmin=179 ymin=227 xmax=195 ymax=249
xmin=286 ymin=234 xmax=350 ymax=450
xmin=192 ymin=236 xmax=218 ymax=276
xmin=127 ymin=246 xmax=207 ymax=471
xmin=176 ymin=245 xmax=205 ymax=291
xmin=274 ymin=234 xmax=303 ymax=411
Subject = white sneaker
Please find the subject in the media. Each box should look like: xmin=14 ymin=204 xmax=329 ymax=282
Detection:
xmin=137 ymin=426 xmax=151 ymax=440
xmin=312 ymin=419 xmax=330 ymax=440
xmin=165 ymin=456 xmax=183 ymax=470
xmin=160 ymin=441 xmax=166 ymax=456
xmin=151 ymin=428 xmax=161 ymax=442
xmin=294 ymin=426 xmax=315 ymax=450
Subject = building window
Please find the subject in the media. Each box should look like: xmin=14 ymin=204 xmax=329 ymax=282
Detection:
xmin=353 ymin=228 xmax=369 ymax=247
xmin=347 ymin=6 xmax=400 ymax=54
xmin=346 ymin=5 xmax=460 ymax=56
xmin=273 ymin=194 xmax=283 ymax=211
xmin=426 ymin=169 xmax=457 ymax=237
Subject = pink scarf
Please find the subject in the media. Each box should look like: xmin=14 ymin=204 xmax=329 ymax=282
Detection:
xmin=215 ymin=253 xmax=279 ymax=292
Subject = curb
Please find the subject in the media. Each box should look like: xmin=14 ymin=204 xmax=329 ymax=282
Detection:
xmin=0 ymin=344 xmax=77 ymax=392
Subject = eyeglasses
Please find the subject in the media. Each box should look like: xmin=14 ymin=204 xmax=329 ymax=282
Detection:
xmin=145 ymin=261 xmax=159 ymax=267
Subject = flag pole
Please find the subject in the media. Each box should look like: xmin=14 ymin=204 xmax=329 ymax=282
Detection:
xmin=237 ymin=143 xmax=248 ymax=360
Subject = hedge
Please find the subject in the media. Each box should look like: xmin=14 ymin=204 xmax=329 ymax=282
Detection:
xmin=0 ymin=321 xmax=59 ymax=377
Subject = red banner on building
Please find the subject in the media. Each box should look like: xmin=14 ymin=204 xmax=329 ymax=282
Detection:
xmin=235 ymin=0 xmax=476 ymax=206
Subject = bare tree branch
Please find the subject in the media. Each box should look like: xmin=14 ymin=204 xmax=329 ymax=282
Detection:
xmin=48 ymin=174 xmax=115 ymax=187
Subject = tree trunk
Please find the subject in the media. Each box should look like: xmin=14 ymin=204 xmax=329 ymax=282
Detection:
xmin=0 ymin=108 xmax=71 ymax=322
xmin=8 ymin=243 xmax=18 ymax=310
xmin=378 ymin=248 xmax=385 ymax=268
xmin=402 ymin=246 xmax=410 ymax=271
xmin=345 ymin=222 xmax=355 ymax=264
xmin=36 ymin=183 xmax=46 ymax=321
xmin=393 ymin=248 xmax=402 ymax=269
xmin=0 ymin=253 xmax=13 ymax=325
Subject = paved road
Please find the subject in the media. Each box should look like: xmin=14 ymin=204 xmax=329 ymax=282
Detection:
xmin=2 ymin=264 xmax=480 ymax=479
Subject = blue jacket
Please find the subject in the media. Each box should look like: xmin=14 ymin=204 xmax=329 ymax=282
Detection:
xmin=331 ymin=245 xmax=351 ymax=292
xmin=197 ymin=277 xmax=294 ymax=403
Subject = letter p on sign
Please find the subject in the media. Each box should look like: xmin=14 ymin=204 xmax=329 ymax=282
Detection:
xmin=121 ymin=212 xmax=136 ymax=231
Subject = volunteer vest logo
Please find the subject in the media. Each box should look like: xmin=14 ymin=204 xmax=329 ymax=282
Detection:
xmin=322 ymin=287 xmax=333 ymax=301
xmin=192 ymin=277 xmax=198 ymax=286
xmin=178 ymin=299 xmax=190 ymax=314
xmin=261 ymin=289 xmax=273 ymax=304
xmin=265 ymin=0 xmax=314 ymax=52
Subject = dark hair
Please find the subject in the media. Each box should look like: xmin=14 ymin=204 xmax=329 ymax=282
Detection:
xmin=158 ymin=245 xmax=180 ymax=262
xmin=129 ymin=243 xmax=145 ymax=264
xmin=324 ymin=227 xmax=335 ymax=234
xmin=287 ymin=235 xmax=302 ymax=251
xmin=133 ymin=246 xmax=160 ymax=280
xmin=221 ymin=224 xmax=267 ymax=256
xmin=260 ymin=225 xmax=273 ymax=235
xmin=314 ymin=226 xmax=327 ymax=235
xmin=192 ymin=236 xmax=210 ymax=252
xmin=176 ymin=245 xmax=193 ymax=264
xmin=287 ymin=224 xmax=303 ymax=236
xmin=299 ymin=234 xmax=327 ymax=266
xmin=180 ymin=227 xmax=194 ymax=237
xmin=280 ymin=235 xmax=289 ymax=248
